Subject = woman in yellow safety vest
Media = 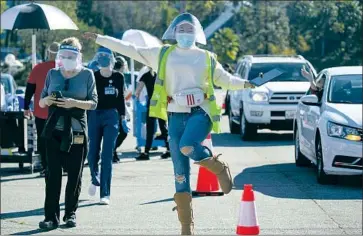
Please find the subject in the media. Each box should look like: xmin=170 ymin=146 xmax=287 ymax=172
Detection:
xmin=84 ymin=12 xmax=255 ymax=235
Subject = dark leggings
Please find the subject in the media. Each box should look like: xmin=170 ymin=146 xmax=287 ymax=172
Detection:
xmin=113 ymin=118 xmax=128 ymax=155
xmin=145 ymin=107 xmax=169 ymax=153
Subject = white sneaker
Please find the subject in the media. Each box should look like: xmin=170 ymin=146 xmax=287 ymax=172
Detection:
xmin=100 ymin=197 xmax=110 ymax=205
xmin=88 ymin=183 xmax=98 ymax=197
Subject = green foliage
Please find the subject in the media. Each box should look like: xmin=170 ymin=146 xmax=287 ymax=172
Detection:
xmin=1 ymin=0 xmax=7 ymax=15
xmin=210 ymin=28 xmax=239 ymax=63
xmin=3 ymin=0 xmax=362 ymax=76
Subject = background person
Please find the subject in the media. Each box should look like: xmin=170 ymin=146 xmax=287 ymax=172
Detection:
xmin=112 ymin=55 xmax=131 ymax=162
xmin=87 ymin=47 xmax=126 ymax=205
xmin=24 ymin=42 xmax=60 ymax=177
xmin=134 ymin=67 xmax=170 ymax=161
xmin=38 ymin=37 xmax=97 ymax=230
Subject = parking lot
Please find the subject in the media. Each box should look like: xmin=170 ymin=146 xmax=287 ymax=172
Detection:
xmin=1 ymin=92 xmax=361 ymax=235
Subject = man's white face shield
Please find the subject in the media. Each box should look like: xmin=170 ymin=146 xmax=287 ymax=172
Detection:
xmin=56 ymin=45 xmax=82 ymax=71
xmin=162 ymin=13 xmax=206 ymax=45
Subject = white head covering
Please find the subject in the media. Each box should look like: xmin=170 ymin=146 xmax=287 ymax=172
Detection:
xmin=162 ymin=13 xmax=206 ymax=45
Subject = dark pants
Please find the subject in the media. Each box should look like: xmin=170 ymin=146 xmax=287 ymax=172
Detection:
xmin=114 ymin=118 xmax=128 ymax=156
xmin=35 ymin=117 xmax=47 ymax=170
xmin=44 ymin=130 xmax=85 ymax=223
xmin=145 ymin=106 xmax=169 ymax=154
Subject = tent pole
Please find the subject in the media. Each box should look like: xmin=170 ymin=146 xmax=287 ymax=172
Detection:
xmin=31 ymin=30 xmax=36 ymax=69
xmin=130 ymin=59 xmax=135 ymax=94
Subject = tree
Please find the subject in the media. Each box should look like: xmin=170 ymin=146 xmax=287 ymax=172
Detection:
xmin=233 ymin=1 xmax=294 ymax=57
xmin=1 ymin=0 xmax=7 ymax=15
xmin=210 ymin=28 xmax=240 ymax=64
xmin=287 ymin=1 xmax=362 ymax=70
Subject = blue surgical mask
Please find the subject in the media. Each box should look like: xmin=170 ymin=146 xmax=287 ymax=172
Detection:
xmin=175 ymin=33 xmax=196 ymax=49
xmin=98 ymin=56 xmax=111 ymax=68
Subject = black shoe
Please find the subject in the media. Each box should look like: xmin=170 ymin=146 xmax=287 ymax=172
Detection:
xmin=64 ymin=215 xmax=76 ymax=228
xmin=135 ymin=153 xmax=150 ymax=161
xmin=160 ymin=151 xmax=171 ymax=159
xmin=113 ymin=152 xmax=120 ymax=163
xmin=155 ymin=134 xmax=167 ymax=140
xmin=39 ymin=169 xmax=47 ymax=177
xmin=39 ymin=220 xmax=58 ymax=230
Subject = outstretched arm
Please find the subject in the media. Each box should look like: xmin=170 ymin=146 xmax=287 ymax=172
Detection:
xmin=84 ymin=32 xmax=161 ymax=71
xmin=213 ymin=61 xmax=254 ymax=90
xmin=301 ymin=66 xmax=318 ymax=91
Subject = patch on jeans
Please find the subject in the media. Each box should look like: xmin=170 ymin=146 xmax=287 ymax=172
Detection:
xmin=175 ymin=174 xmax=186 ymax=184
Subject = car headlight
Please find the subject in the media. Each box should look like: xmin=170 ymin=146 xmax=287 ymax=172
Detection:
xmin=249 ymin=91 xmax=269 ymax=102
xmin=327 ymin=121 xmax=362 ymax=141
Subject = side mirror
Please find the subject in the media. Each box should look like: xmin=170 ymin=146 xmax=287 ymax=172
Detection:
xmin=301 ymin=94 xmax=320 ymax=106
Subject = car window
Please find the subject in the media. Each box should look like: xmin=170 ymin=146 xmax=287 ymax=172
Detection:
xmin=248 ymin=62 xmax=310 ymax=82
xmin=240 ymin=63 xmax=248 ymax=79
xmin=328 ymin=74 xmax=362 ymax=104
xmin=0 ymin=76 xmax=11 ymax=94
xmin=236 ymin=62 xmax=245 ymax=77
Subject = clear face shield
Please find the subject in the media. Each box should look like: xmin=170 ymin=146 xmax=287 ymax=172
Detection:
xmin=162 ymin=13 xmax=206 ymax=45
xmin=95 ymin=51 xmax=115 ymax=70
xmin=55 ymin=45 xmax=82 ymax=72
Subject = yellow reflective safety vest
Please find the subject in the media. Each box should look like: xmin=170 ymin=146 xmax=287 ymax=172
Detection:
xmin=149 ymin=44 xmax=222 ymax=133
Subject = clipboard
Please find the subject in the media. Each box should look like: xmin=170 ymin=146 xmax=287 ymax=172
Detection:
xmin=249 ymin=68 xmax=285 ymax=87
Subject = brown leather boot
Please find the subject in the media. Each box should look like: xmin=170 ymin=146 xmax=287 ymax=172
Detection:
xmin=173 ymin=192 xmax=194 ymax=235
xmin=197 ymin=155 xmax=233 ymax=194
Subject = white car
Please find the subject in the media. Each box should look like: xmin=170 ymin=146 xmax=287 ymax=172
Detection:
xmin=227 ymin=55 xmax=316 ymax=140
xmin=294 ymin=66 xmax=362 ymax=184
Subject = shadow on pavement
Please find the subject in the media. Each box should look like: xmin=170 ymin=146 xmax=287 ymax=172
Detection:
xmin=140 ymin=195 xmax=207 ymax=205
xmin=0 ymin=167 xmax=37 ymax=178
xmin=1 ymin=175 xmax=40 ymax=183
xmin=0 ymin=200 xmax=97 ymax=220
xmin=233 ymin=163 xmax=362 ymax=200
xmin=212 ymin=132 xmax=293 ymax=148
xmin=10 ymin=228 xmax=51 ymax=235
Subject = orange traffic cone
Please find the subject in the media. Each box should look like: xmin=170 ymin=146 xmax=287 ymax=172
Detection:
xmin=236 ymin=184 xmax=259 ymax=235
xmin=192 ymin=134 xmax=224 ymax=196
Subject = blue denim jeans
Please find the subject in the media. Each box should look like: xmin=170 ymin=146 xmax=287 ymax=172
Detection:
xmin=168 ymin=107 xmax=213 ymax=193
xmin=87 ymin=109 xmax=119 ymax=198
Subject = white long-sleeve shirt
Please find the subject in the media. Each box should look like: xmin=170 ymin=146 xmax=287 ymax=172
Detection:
xmin=96 ymin=35 xmax=248 ymax=115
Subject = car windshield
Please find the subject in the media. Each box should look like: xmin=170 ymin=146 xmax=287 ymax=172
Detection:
xmin=328 ymin=74 xmax=362 ymax=104
xmin=248 ymin=62 xmax=309 ymax=82
xmin=0 ymin=75 xmax=11 ymax=94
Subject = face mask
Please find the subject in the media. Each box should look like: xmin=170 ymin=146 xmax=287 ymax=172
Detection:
xmin=62 ymin=59 xmax=78 ymax=71
xmin=98 ymin=56 xmax=111 ymax=68
xmin=175 ymin=33 xmax=196 ymax=49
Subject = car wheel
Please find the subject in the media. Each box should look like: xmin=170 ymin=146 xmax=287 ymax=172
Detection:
xmin=228 ymin=108 xmax=240 ymax=134
xmin=240 ymin=109 xmax=257 ymax=141
xmin=294 ymin=127 xmax=310 ymax=167
xmin=316 ymin=136 xmax=336 ymax=185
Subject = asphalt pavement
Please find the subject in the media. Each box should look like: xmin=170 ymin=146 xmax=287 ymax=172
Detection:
xmin=1 ymin=90 xmax=362 ymax=235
